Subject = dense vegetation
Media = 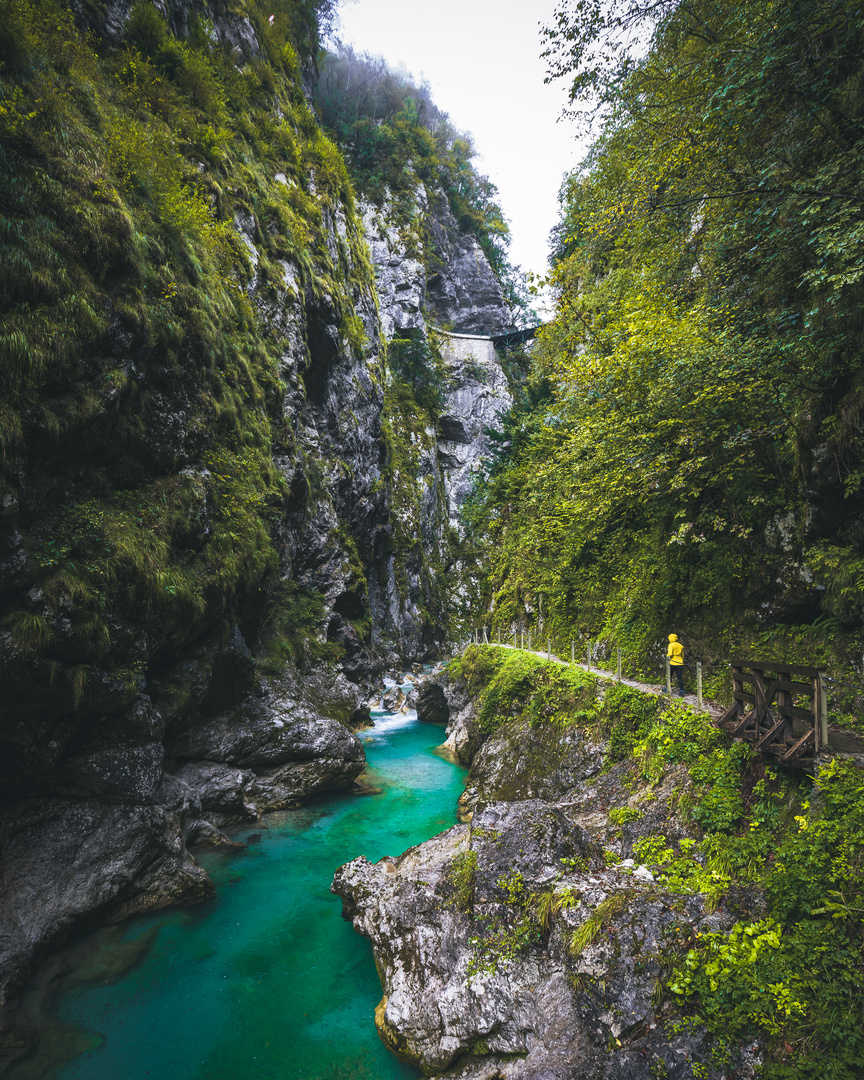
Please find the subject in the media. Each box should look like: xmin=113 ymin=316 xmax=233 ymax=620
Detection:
xmin=464 ymin=0 xmax=864 ymax=719
xmin=452 ymin=645 xmax=864 ymax=1079
xmin=0 ymin=0 xmax=372 ymax=708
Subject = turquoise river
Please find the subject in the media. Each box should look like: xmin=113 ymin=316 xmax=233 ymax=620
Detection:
xmin=25 ymin=684 xmax=467 ymax=1080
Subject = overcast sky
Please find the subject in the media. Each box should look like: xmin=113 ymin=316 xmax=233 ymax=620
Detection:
xmin=334 ymin=0 xmax=589 ymax=283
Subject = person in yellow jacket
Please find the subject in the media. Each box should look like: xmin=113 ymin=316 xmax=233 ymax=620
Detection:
xmin=667 ymin=634 xmax=685 ymax=696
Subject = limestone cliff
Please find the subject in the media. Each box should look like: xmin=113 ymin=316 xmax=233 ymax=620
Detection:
xmin=362 ymin=188 xmax=514 ymax=651
xmin=333 ymin=652 xmax=766 ymax=1080
xmin=0 ymin=0 xmax=515 ymax=1013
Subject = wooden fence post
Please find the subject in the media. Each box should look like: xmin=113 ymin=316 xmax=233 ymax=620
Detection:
xmin=819 ymin=671 xmax=829 ymax=750
xmin=547 ymin=638 xmax=551 ymax=660
xmin=617 ymin=645 xmax=622 ymax=682
xmin=528 ymin=629 xmax=531 ymax=651
xmin=571 ymin=640 xmax=575 ymax=664
xmin=696 ymin=662 xmax=703 ymax=711
xmin=586 ymin=644 xmax=591 ymax=671
xmin=665 ymin=658 xmax=671 ymax=696
xmin=520 ymin=628 xmax=524 ymax=649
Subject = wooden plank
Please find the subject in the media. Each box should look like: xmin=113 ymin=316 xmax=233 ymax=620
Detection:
xmin=735 ymin=689 xmax=813 ymax=711
xmin=730 ymin=659 xmax=822 ymax=678
xmin=779 ymin=728 xmax=815 ymax=763
xmin=733 ymin=675 xmax=813 ymax=695
xmin=775 ymin=703 xmax=818 ymax=723
xmin=776 ymin=672 xmax=795 ymax=744
xmin=718 ymin=702 xmax=741 ymax=726
xmin=731 ymin=708 xmax=757 ymax=736
xmin=813 ymin=675 xmax=820 ymax=753
xmin=757 ymin=717 xmax=789 ymax=749
xmin=774 ymin=678 xmax=813 ymax=695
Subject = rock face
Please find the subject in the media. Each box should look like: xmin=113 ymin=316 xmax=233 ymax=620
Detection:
xmin=459 ymin=713 xmax=605 ymax=818
xmin=416 ymin=682 xmax=450 ymax=725
xmin=0 ymin=778 xmax=212 ymax=1005
xmin=0 ymin=1 xmax=393 ymax=1009
xmin=167 ymin=686 xmax=365 ymax=822
xmin=0 ymin=649 xmax=367 ymax=1005
xmin=363 ymin=187 xmax=511 ymax=340
xmin=0 ymin=0 xmax=518 ymax=1026
xmin=423 ymin=189 xmax=511 ymax=335
xmin=333 ymin=665 xmax=767 ymax=1079
xmin=361 ymin=189 xmax=514 ymax=652
xmin=436 ymin=333 xmax=512 ymax=533
xmin=333 ymin=799 xmax=759 ymax=1080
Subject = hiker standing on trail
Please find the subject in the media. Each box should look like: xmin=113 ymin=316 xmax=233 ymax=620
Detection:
xmin=667 ymin=634 xmax=685 ymax=696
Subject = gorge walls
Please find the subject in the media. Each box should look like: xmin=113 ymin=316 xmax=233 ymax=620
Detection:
xmin=0 ymin=0 xmax=515 ymax=1020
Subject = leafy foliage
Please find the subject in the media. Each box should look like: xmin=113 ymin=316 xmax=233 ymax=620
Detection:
xmin=387 ymin=329 xmax=449 ymax=419
xmin=447 ymin=848 xmax=478 ymax=913
xmin=669 ymin=760 xmax=864 ymax=1077
xmin=467 ymin=0 xmax=864 ymax=718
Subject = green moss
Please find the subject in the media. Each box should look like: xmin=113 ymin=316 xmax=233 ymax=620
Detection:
xmin=8 ymin=612 xmax=52 ymax=652
xmin=600 ymin=683 xmax=660 ymax=763
xmin=569 ymin=893 xmax=632 ymax=958
xmin=449 ymin=645 xmax=599 ymax=735
xmin=0 ymin=0 xmax=373 ymax=695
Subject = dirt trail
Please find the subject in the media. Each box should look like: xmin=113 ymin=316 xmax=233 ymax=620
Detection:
xmin=486 ymin=643 xmax=864 ymax=764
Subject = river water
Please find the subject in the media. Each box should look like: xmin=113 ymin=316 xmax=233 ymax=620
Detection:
xmin=28 ymin=687 xmax=465 ymax=1080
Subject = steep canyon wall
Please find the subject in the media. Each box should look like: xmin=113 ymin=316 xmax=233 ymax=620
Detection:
xmin=0 ymin=0 xmax=513 ymax=1028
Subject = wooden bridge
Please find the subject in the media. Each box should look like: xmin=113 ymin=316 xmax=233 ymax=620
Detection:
xmin=718 ymin=660 xmax=829 ymax=769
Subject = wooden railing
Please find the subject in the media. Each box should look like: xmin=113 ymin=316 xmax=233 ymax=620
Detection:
xmin=718 ymin=659 xmax=828 ymax=766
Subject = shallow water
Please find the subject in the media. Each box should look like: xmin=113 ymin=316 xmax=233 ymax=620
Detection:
xmin=45 ymin=704 xmax=464 ymax=1080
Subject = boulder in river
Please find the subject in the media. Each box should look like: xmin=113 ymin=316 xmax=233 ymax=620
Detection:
xmin=416 ymin=682 xmax=450 ymax=725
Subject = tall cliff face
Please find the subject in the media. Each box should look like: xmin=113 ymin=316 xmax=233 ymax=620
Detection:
xmin=362 ymin=188 xmax=513 ymax=655
xmin=0 ymin=0 xmax=517 ymax=1017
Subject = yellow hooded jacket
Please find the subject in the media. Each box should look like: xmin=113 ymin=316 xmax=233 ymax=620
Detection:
xmin=667 ymin=634 xmax=684 ymax=666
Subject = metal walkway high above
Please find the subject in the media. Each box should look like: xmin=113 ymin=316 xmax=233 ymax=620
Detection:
xmin=491 ymin=325 xmax=541 ymax=349
xmin=431 ymin=325 xmax=543 ymax=349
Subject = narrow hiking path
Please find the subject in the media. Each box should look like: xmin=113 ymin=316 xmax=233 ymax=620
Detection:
xmin=489 ymin=642 xmax=722 ymax=712
xmin=481 ymin=643 xmax=864 ymax=763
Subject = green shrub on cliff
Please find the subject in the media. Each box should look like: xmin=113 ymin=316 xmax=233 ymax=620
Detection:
xmin=670 ymin=758 xmax=864 ymax=1078
xmin=316 ymin=47 xmax=513 ymax=288
xmin=0 ymin=0 xmax=374 ymax=705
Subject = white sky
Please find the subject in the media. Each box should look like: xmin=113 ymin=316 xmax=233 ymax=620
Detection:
xmin=334 ymin=0 xmax=589 ymax=284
